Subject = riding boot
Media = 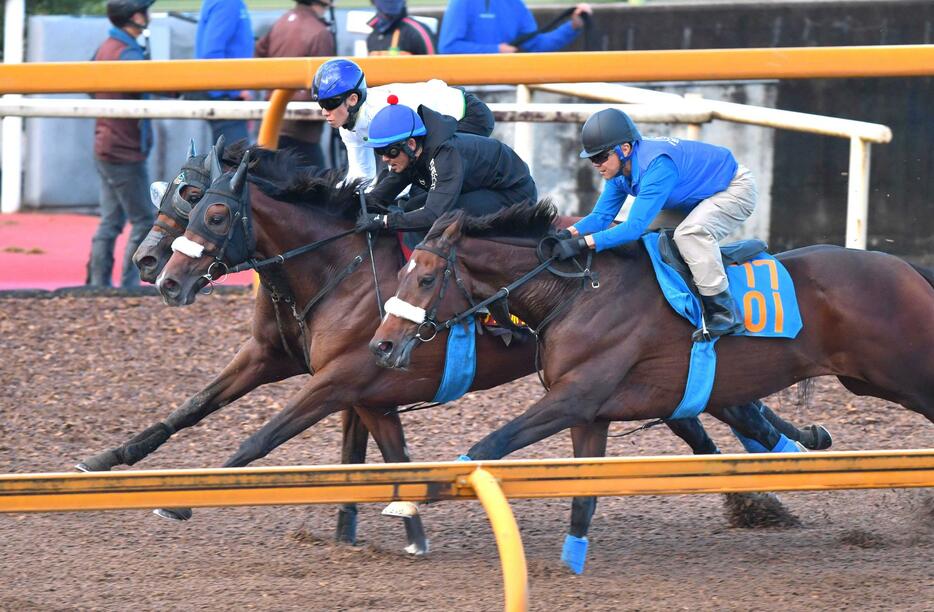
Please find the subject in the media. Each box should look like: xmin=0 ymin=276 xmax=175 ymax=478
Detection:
xmin=700 ymin=289 xmax=745 ymax=338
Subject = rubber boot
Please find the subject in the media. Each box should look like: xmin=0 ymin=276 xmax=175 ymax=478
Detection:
xmin=700 ymin=289 xmax=745 ymax=338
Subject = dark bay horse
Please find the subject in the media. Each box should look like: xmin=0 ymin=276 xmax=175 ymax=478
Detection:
xmin=370 ymin=202 xmax=934 ymax=568
xmin=147 ymin=153 xmax=826 ymax=557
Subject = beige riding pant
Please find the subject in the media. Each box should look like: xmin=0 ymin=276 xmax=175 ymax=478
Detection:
xmin=671 ymin=165 xmax=757 ymax=296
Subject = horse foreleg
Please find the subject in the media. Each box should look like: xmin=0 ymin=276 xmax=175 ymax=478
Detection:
xmin=465 ymin=384 xmax=596 ymax=460
xmin=562 ymin=421 xmax=610 ymax=575
xmin=354 ymin=407 xmax=429 ymax=556
xmin=77 ymin=338 xmax=302 ymax=472
xmin=335 ymin=409 xmax=370 ymax=545
xmin=155 ymin=374 xmax=348 ymax=522
xmin=665 ymin=417 xmax=720 ymax=454
xmin=756 ymin=400 xmax=832 ymax=450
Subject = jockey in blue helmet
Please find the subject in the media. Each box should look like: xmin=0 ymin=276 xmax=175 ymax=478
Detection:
xmin=311 ymin=58 xmax=495 ymax=181
xmin=555 ymin=107 xmax=758 ymax=339
xmin=357 ymin=98 xmax=537 ymax=232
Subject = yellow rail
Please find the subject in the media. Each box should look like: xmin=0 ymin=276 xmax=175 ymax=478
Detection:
xmin=2 ymin=450 xmax=931 ymax=513
xmin=2 ymin=450 xmax=931 ymax=612
xmin=1 ymin=46 xmax=932 ymax=94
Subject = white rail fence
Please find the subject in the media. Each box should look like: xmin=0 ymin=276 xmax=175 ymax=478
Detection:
xmin=0 ymin=90 xmax=890 ymax=249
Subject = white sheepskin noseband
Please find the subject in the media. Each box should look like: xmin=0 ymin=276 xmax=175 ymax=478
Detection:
xmin=171 ymin=236 xmax=205 ymax=259
xmin=384 ymin=296 xmax=427 ymax=324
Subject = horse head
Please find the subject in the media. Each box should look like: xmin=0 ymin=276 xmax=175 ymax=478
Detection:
xmin=370 ymin=211 xmax=474 ymax=369
xmin=157 ymin=151 xmax=253 ymax=306
xmin=133 ymin=136 xmax=225 ymax=283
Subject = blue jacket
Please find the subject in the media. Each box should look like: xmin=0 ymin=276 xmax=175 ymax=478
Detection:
xmin=573 ymin=137 xmax=739 ymax=251
xmin=195 ymin=0 xmax=254 ymax=99
xmin=439 ymin=0 xmax=578 ymax=54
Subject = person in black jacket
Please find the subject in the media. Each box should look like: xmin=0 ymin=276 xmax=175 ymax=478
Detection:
xmin=358 ymin=99 xmax=537 ymax=232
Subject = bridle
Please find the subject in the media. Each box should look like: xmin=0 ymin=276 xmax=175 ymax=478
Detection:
xmin=385 ymin=236 xmax=600 ymax=388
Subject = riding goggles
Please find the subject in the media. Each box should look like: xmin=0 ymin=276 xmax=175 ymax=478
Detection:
xmin=318 ymin=94 xmax=347 ymax=111
xmin=588 ymin=149 xmax=612 ymax=165
xmin=374 ymin=141 xmax=407 ymax=159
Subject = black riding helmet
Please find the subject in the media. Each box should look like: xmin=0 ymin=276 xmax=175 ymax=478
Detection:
xmin=106 ymin=0 xmax=155 ymax=28
xmin=579 ymin=108 xmax=642 ymax=159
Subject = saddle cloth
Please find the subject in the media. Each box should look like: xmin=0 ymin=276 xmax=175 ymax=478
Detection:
xmin=641 ymin=231 xmax=803 ymax=419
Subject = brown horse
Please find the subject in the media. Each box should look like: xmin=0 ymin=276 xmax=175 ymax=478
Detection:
xmin=146 ymin=152 xmax=827 ymax=560
xmin=370 ymin=202 xmax=934 ymax=569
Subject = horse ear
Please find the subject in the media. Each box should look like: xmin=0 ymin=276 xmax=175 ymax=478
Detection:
xmin=187 ymin=138 xmax=196 ymax=158
xmin=207 ymin=143 xmax=223 ymax=179
xmin=441 ymin=210 xmax=467 ymax=244
xmin=230 ymin=150 xmax=250 ymax=193
xmin=214 ymin=134 xmax=226 ymax=157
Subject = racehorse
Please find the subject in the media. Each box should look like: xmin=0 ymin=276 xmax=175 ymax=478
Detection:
xmin=143 ymin=151 xmax=826 ymax=557
xmin=369 ymin=201 xmax=934 ymax=566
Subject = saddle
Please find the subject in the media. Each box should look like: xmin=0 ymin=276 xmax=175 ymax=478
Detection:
xmin=656 ymin=229 xmax=768 ymax=298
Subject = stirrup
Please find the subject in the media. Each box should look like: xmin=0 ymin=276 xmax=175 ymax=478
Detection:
xmin=692 ymin=317 xmax=712 ymax=343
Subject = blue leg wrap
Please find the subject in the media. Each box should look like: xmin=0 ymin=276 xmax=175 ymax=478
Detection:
xmin=560 ymin=534 xmax=589 ymax=575
xmin=456 ymin=454 xmax=472 ymax=462
xmin=771 ymin=433 xmax=803 ymax=453
xmin=730 ymin=427 xmax=770 ymax=453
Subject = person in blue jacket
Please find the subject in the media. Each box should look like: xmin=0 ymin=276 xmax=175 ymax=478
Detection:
xmin=555 ymin=108 xmax=758 ymax=339
xmin=195 ymin=0 xmax=254 ymax=144
xmin=438 ymin=0 xmax=591 ymax=54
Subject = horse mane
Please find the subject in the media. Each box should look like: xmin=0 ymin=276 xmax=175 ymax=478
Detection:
xmin=426 ymin=199 xmax=559 ymax=242
xmin=223 ymin=142 xmax=367 ymax=220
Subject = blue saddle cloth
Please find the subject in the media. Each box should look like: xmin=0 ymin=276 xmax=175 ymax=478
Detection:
xmin=641 ymin=232 xmax=803 ymax=419
xmin=433 ymin=317 xmax=478 ymax=403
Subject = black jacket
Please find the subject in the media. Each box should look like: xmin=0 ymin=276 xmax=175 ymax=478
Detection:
xmin=369 ymin=106 xmax=535 ymax=230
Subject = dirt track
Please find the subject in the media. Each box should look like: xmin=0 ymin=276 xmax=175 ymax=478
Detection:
xmin=0 ymin=293 xmax=931 ymax=611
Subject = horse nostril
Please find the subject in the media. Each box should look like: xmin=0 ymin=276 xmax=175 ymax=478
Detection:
xmin=137 ymin=255 xmax=157 ymax=270
xmin=161 ymin=277 xmax=180 ymax=296
xmin=377 ymin=340 xmax=393 ymax=355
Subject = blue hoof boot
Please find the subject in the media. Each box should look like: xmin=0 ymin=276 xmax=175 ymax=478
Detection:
xmin=560 ymin=534 xmax=588 ymax=575
xmin=730 ymin=427 xmax=770 ymax=453
xmin=456 ymin=454 xmax=472 ymax=462
xmin=771 ymin=434 xmax=805 ymax=453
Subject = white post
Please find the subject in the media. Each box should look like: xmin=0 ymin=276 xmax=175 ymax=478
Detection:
xmin=846 ymin=137 xmax=871 ymax=250
xmin=2 ymin=0 xmax=26 ymax=214
xmin=683 ymin=92 xmax=703 ymax=140
xmin=513 ymin=85 xmax=534 ymax=176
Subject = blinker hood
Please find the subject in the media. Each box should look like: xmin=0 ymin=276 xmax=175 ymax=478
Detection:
xmin=186 ymin=152 xmax=255 ymax=267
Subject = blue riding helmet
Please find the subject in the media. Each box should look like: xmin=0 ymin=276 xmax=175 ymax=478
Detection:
xmin=364 ymin=98 xmax=427 ymax=148
xmin=311 ymin=59 xmax=367 ymax=111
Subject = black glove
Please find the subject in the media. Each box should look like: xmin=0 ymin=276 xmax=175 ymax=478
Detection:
xmin=356 ymin=214 xmax=385 ymax=234
xmin=554 ymin=228 xmax=573 ymax=240
xmin=554 ymin=237 xmax=588 ymax=261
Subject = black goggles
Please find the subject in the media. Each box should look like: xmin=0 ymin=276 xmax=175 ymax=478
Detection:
xmin=589 ymin=149 xmax=612 ymax=165
xmin=374 ymin=141 xmax=407 ymax=159
xmin=318 ymin=94 xmax=347 ymax=111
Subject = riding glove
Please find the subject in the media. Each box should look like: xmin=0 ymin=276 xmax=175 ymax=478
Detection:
xmin=554 ymin=228 xmax=573 ymax=240
xmin=356 ymin=214 xmax=386 ymax=233
xmin=555 ymin=237 xmax=588 ymax=260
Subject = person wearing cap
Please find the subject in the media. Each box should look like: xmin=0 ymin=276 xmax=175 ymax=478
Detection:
xmin=88 ymin=0 xmax=157 ymax=287
xmin=438 ymin=0 xmax=591 ymax=54
xmin=357 ymin=100 xmax=537 ymax=232
xmin=366 ymin=0 xmax=437 ymax=56
xmin=311 ymin=58 xmax=494 ymax=181
xmin=555 ymin=108 xmax=758 ymax=339
xmin=255 ymin=0 xmax=335 ymax=166
xmin=195 ymin=0 xmax=254 ymax=145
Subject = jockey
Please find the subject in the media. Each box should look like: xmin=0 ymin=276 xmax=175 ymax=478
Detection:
xmin=555 ymin=108 xmax=757 ymax=338
xmin=357 ymin=100 xmax=537 ymax=231
xmin=311 ymin=58 xmax=495 ymax=181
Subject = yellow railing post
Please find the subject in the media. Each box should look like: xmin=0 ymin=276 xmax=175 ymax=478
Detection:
xmin=468 ymin=467 xmax=528 ymax=612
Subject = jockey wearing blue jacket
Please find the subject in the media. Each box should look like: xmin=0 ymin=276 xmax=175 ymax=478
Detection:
xmin=439 ymin=0 xmax=591 ymax=54
xmin=555 ymin=108 xmax=758 ymax=339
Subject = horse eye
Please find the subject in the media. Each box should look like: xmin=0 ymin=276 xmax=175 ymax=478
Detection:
xmin=208 ymin=214 xmax=225 ymax=226
xmin=418 ymin=275 xmax=435 ymax=288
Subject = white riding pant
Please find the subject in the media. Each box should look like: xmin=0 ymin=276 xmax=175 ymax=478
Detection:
xmin=672 ymin=165 xmax=758 ymax=296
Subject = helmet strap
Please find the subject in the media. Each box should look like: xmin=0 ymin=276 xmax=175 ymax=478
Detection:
xmin=614 ymin=144 xmax=633 ymax=164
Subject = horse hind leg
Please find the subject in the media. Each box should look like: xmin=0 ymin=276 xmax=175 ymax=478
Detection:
xmin=335 ymin=409 xmax=370 ymax=545
xmin=562 ymin=421 xmax=610 ymax=575
xmin=837 ymin=376 xmax=934 ymax=424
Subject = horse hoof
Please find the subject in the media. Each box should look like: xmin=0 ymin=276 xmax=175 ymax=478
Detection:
xmin=382 ymin=501 xmax=419 ymax=517
xmin=153 ymin=507 xmax=192 ymax=521
xmin=74 ymin=449 xmax=120 ymax=472
xmin=404 ymin=540 xmax=430 ymax=556
xmin=801 ymin=424 xmax=833 ymax=451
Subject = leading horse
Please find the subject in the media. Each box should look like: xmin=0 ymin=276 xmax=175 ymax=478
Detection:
xmin=370 ymin=202 xmax=934 ymax=568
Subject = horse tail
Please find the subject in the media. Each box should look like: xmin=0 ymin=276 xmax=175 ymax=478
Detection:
xmin=908 ymin=262 xmax=934 ymax=292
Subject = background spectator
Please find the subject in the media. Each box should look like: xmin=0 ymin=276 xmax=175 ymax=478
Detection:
xmin=255 ymin=0 xmax=335 ymax=166
xmin=195 ymin=0 xmax=254 ymax=144
xmin=87 ymin=0 xmax=157 ymax=288
xmin=439 ymin=0 xmax=591 ymax=54
xmin=366 ymin=0 xmax=437 ymax=56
